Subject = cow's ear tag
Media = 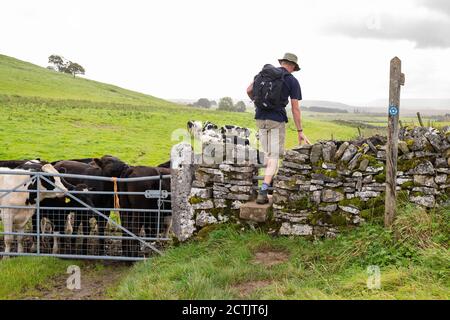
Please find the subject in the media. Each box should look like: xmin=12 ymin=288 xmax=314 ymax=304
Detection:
xmin=65 ymin=198 xmax=71 ymax=203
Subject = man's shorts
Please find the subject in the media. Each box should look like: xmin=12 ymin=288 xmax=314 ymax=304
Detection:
xmin=256 ymin=119 xmax=286 ymax=160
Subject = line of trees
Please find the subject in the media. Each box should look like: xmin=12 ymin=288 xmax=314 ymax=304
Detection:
xmin=189 ymin=98 xmax=217 ymax=108
xmin=48 ymin=55 xmax=85 ymax=78
xmin=218 ymin=97 xmax=246 ymax=113
xmin=189 ymin=97 xmax=246 ymax=112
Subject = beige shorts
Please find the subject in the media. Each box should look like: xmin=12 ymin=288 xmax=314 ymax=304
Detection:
xmin=256 ymin=119 xmax=286 ymax=159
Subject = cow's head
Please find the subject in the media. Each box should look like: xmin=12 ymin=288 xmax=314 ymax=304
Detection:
xmin=187 ymin=120 xmax=203 ymax=139
xmin=40 ymin=164 xmax=69 ymax=198
xmin=203 ymin=121 xmax=218 ymax=132
xmin=26 ymin=164 xmax=69 ymax=204
xmin=93 ymin=155 xmax=128 ymax=177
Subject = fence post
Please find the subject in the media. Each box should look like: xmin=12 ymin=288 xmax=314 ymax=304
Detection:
xmin=36 ymin=174 xmax=41 ymax=254
xmin=385 ymin=57 xmax=405 ymax=228
xmin=417 ymin=112 xmax=424 ymax=127
xmin=170 ymin=142 xmax=195 ymax=241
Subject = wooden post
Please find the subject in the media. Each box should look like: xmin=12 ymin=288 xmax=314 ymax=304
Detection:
xmin=417 ymin=112 xmax=424 ymax=127
xmin=385 ymin=57 xmax=405 ymax=227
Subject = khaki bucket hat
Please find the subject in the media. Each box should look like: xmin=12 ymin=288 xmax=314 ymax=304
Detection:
xmin=278 ymin=52 xmax=300 ymax=71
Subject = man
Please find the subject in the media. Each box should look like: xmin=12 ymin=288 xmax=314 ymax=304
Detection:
xmin=247 ymin=52 xmax=310 ymax=204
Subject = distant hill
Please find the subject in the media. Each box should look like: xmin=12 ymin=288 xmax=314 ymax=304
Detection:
xmin=0 ymin=54 xmax=178 ymax=108
xmin=300 ymin=100 xmax=354 ymax=111
xmin=368 ymin=99 xmax=450 ymax=110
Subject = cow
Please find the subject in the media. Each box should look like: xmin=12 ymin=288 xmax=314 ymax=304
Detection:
xmin=50 ymin=158 xmax=99 ymax=166
xmin=0 ymin=164 xmax=68 ymax=258
xmin=117 ymin=166 xmax=172 ymax=257
xmin=53 ymin=155 xmax=129 ymax=255
xmin=187 ymin=120 xmax=223 ymax=145
xmin=0 ymin=159 xmax=45 ymax=169
xmin=187 ymin=120 xmax=251 ymax=146
xmin=157 ymin=160 xmax=171 ymax=168
xmin=32 ymin=183 xmax=95 ymax=255
xmin=221 ymin=124 xmax=251 ymax=146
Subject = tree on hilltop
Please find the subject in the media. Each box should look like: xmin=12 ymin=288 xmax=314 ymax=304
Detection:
xmin=48 ymin=55 xmax=85 ymax=78
xmin=48 ymin=55 xmax=66 ymax=72
xmin=65 ymin=62 xmax=85 ymax=78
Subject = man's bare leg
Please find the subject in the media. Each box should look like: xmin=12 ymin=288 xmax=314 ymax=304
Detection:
xmin=256 ymin=157 xmax=278 ymax=204
xmin=263 ymin=158 xmax=278 ymax=185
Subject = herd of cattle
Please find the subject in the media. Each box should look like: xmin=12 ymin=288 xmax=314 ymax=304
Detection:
xmin=187 ymin=120 xmax=252 ymax=146
xmin=0 ymin=156 xmax=171 ymax=258
xmin=0 ymin=120 xmax=256 ymax=259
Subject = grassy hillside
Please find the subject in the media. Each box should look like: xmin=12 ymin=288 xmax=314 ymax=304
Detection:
xmin=0 ymin=54 xmax=365 ymax=165
xmin=0 ymin=54 xmax=174 ymax=107
xmin=0 ymin=96 xmax=361 ymax=165
xmin=0 ymin=54 xmax=448 ymax=300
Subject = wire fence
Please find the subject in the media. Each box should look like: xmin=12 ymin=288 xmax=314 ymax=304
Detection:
xmin=0 ymin=170 xmax=171 ymax=261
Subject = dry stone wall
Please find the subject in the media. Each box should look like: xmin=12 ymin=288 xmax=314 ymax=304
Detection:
xmin=171 ymin=126 xmax=449 ymax=241
xmin=189 ymin=163 xmax=258 ymax=229
xmin=273 ymin=126 xmax=450 ymax=238
xmin=171 ymin=143 xmax=259 ymax=241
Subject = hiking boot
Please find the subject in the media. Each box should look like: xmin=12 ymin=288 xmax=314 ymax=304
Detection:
xmin=256 ymin=189 xmax=269 ymax=204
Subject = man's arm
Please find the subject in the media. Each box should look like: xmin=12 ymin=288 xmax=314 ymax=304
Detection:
xmin=291 ymin=99 xmax=302 ymax=130
xmin=291 ymin=99 xmax=311 ymax=145
xmin=246 ymin=82 xmax=254 ymax=100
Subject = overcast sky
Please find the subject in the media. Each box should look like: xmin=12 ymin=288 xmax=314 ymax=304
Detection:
xmin=1 ymin=0 xmax=449 ymax=105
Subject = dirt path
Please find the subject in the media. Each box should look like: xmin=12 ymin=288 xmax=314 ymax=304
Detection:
xmin=26 ymin=261 xmax=131 ymax=300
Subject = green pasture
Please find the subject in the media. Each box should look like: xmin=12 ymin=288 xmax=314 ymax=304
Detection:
xmin=0 ymin=53 xmax=448 ymax=300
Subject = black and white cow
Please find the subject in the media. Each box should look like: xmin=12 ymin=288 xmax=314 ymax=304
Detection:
xmin=0 ymin=164 xmax=68 ymax=258
xmin=187 ymin=120 xmax=223 ymax=145
xmin=0 ymin=159 xmax=44 ymax=169
xmin=220 ymin=124 xmax=251 ymax=146
xmin=187 ymin=120 xmax=251 ymax=146
xmin=32 ymin=183 xmax=95 ymax=255
xmin=186 ymin=120 xmax=264 ymax=164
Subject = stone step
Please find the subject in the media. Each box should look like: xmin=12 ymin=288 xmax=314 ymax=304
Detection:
xmin=239 ymin=196 xmax=273 ymax=223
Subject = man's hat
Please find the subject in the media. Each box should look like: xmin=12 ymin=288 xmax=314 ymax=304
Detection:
xmin=278 ymin=52 xmax=300 ymax=71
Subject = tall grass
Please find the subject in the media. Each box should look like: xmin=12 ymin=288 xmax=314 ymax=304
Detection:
xmin=113 ymin=203 xmax=449 ymax=300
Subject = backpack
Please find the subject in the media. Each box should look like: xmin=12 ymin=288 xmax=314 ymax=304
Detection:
xmin=252 ymin=64 xmax=289 ymax=110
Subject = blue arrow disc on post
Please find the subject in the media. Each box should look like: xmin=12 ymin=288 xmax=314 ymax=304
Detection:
xmin=389 ymin=105 xmax=398 ymax=116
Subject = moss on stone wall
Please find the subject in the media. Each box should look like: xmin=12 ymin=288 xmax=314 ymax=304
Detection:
xmin=282 ymin=197 xmax=312 ymax=212
xmin=314 ymin=168 xmax=339 ymax=178
xmin=401 ymin=181 xmax=414 ymax=188
xmin=374 ymin=173 xmax=386 ymax=183
xmin=189 ymin=196 xmax=205 ymax=204
xmin=338 ymin=197 xmax=364 ymax=208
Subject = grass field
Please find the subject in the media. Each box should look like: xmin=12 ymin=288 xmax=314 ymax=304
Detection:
xmin=0 ymin=54 xmax=449 ymax=300
xmin=0 ymin=95 xmax=363 ymax=165
xmin=113 ymin=203 xmax=449 ymax=300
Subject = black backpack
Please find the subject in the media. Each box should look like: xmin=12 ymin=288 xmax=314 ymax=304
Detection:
xmin=252 ymin=64 xmax=289 ymax=110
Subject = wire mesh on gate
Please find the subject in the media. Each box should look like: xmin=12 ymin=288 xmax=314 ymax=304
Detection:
xmin=0 ymin=170 xmax=172 ymax=261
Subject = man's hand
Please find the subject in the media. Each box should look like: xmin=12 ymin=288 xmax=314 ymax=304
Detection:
xmin=298 ymin=131 xmax=311 ymax=145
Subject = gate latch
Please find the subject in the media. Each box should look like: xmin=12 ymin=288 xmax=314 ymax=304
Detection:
xmin=145 ymin=190 xmax=168 ymax=199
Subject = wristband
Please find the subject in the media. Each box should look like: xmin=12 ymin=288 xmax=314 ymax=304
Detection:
xmin=297 ymin=129 xmax=303 ymax=132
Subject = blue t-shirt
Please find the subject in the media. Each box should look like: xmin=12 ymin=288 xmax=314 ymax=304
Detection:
xmin=254 ymin=67 xmax=302 ymax=123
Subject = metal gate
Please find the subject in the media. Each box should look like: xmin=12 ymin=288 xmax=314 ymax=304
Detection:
xmin=0 ymin=170 xmax=171 ymax=261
